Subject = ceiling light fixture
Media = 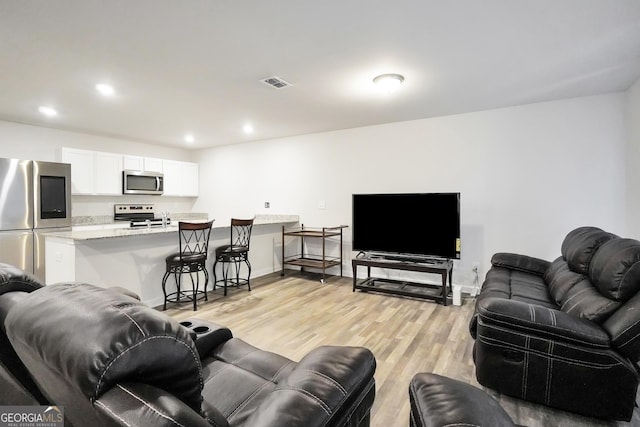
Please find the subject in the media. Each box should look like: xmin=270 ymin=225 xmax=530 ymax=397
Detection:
xmin=184 ymin=134 xmax=195 ymax=143
xmin=373 ymin=73 xmax=405 ymax=92
xmin=243 ymin=124 xmax=254 ymax=134
xmin=38 ymin=106 xmax=58 ymax=117
xmin=95 ymin=83 xmax=115 ymax=96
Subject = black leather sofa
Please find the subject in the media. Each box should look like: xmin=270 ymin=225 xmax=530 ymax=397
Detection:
xmin=0 ymin=265 xmax=376 ymax=427
xmin=469 ymin=226 xmax=640 ymax=420
xmin=0 ymin=263 xmax=48 ymax=405
xmin=409 ymin=373 xmax=518 ymax=427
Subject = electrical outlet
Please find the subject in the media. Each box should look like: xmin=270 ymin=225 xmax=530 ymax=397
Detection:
xmin=264 ymin=201 xmax=270 ymax=208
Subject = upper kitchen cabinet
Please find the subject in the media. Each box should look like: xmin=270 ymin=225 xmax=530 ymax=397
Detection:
xmin=61 ymin=148 xmax=122 ymax=195
xmin=123 ymin=156 xmax=163 ymax=173
xmin=144 ymin=158 xmax=163 ymax=173
xmin=122 ymin=155 xmax=143 ymax=171
xmin=61 ymin=148 xmax=198 ymax=197
xmin=95 ymin=152 xmax=123 ymax=194
xmin=163 ymin=160 xmax=199 ymax=197
xmin=61 ymin=148 xmax=94 ymax=194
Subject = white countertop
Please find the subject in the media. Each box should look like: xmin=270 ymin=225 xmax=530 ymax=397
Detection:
xmin=46 ymin=214 xmax=299 ymax=241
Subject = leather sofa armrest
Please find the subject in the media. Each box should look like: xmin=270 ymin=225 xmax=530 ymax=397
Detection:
xmin=178 ymin=318 xmax=233 ymax=358
xmin=409 ymin=373 xmax=516 ymax=427
xmin=491 ymin=253 xmax=550 ymax=276
xmin=243 ymin=346 xmax=376 ymax=427
xmin=477 ymin=297 xmax=611 ymax=348
xmin=0 ymin=263 xmax=43 ymax=295
xmin=95 ymin=382 xmax=228 ymax=427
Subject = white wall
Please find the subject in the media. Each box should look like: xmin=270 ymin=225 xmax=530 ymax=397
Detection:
xmin=194 ymin=93 xmax=628 ymax=285
xmin=0 ymin=93 xmax=629 ymax=287
xmin=626 ymin=77 xmax=640 ymax=237
xmin=0 ymin=120 xmax=198 ymax=217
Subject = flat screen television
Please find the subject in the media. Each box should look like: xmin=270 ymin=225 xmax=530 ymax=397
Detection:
xmin=352 ymin=193 xmax=460 ymax=259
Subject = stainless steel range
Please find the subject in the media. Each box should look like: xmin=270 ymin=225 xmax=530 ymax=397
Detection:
xmin=114 ymin=204 xmax=170 ymax=228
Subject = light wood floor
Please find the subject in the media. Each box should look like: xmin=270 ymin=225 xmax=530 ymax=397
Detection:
xmin=164 ymin=272 xmax=639 ymax=427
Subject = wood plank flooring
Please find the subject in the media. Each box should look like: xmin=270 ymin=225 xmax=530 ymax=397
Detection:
xmin=164 ymin=272 xmax=639 ymax=427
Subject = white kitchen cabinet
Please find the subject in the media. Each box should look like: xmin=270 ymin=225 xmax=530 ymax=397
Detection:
xmin=162 ymin=160 xmax=182 ymax=196
xmin=61 ymin=148 xmax=122 ymax=195
xmin=62 ymin=147 xmax=197 ymax=197
xmin=162 ymin=160 xmax=199 ymax=197
xmin=95 ymin=152 xmax=123 ymax=195
xmin=123 ymin=155 xmax=143 ymax=171
xmin=144 ymin=157 xmax=163 ymax=173
xmin=182 ymin=162 xmax=199 ymax=197
xmin=123 ymin=156 xmax=163 ymax=173
xmin=61 ymin=148 xmax=95 ymax=195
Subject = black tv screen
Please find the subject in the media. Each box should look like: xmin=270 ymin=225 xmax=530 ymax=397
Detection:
xmin=352 ymin=193 xmax=460 ymax=259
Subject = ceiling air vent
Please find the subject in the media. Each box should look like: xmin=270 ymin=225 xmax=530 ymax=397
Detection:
xmin=261 ymin=76 xmax=292 ymax=89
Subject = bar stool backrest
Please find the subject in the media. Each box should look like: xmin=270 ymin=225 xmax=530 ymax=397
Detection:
xmin=179 ymin=221 xmax=214 ymax=261
xmin=230 ymin=218 xmax=254 ymax=251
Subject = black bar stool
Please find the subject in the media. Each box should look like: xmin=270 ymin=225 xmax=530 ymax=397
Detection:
xmin=162 ymin=220 xmax=214 ymax=310
xmin=212 ymin=218 xmax=254 ymax=296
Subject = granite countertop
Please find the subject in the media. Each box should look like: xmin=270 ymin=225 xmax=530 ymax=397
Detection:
xmin=48 ymin=214 xmax=299 ymax=241
xmin=71 ymin=212 xmax=209 ymax=226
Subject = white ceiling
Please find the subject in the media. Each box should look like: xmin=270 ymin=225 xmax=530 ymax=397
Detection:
xmin=2 ymin=1 xmax=640 ymax=149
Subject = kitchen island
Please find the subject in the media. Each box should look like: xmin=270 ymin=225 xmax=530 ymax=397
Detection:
xmin=45 ymin=214 xmax=298 ymax=307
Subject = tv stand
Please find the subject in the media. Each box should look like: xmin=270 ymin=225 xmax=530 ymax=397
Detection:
xmin=352 ymin=253 xmax=453 ymax=305
xmin=366 ymin=253 xmax=445 ymax=263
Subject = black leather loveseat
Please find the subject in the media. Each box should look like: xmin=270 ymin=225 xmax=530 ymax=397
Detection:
xmin=469 ymin=226 xmax=640 ymax=420
xmin=0 ymin=264 xmax=376 ymax=427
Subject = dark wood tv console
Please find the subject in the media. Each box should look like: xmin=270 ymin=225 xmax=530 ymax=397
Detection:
xmin=352 ymin=254 xmax=453 ymax=305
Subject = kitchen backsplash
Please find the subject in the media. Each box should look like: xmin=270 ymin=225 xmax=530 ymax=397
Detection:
xmin=72 ymin=212 xmax=208 ymax=226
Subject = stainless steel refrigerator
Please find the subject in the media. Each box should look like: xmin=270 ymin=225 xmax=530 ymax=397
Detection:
xmin=0 ymin=158 xmax=72 ymax=282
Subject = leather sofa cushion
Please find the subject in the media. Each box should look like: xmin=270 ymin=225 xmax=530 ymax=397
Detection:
xmin=201 ymin=337 xmax=297 ymax=424
xmin=201 ymin=338 xmax=376 ymax=427
xmin=469 ymin=267 xmax=556 ymax=338
xmin=604 ymin=291 xmax=640 ymax=362
xmin=589 ymin=238 xmax=640 ymax=301
xmin=561 ymin=227 xmax=617 ymax=275
xmin=546 ymin=258 xmax=620 ymax=323
xmin=479 ymin=267 xmax=555 ymax=307
xmin=5 ymin=283 xmax=204 ymax=412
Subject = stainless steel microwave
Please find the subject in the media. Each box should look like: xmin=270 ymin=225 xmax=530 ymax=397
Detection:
xmin=122 ymin=170 xmax=164 ymax=195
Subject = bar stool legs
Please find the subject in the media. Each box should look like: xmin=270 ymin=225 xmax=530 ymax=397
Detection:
xmin=214 ymin=256 xmax=251 ymax=296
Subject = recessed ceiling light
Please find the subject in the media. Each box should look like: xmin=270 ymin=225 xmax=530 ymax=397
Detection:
xmin=373 ymin=73 xmax=404 ymax=92
xmin=184 ymin=134 xmax=195 ymax=143
xmin=95 ymin=83 xmax=115 ymax=96
xmin=38 ymin=106 xmax=58 ymax=117
xmin=243 ymin=124 xmax=254 ymax=134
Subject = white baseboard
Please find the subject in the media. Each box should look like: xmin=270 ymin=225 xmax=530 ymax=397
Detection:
xmin=459 ymin=284 xmax=479 ymax=296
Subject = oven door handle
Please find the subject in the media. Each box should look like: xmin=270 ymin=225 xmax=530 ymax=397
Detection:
xmin=156 ymin=176 xmax=161 ymax=191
